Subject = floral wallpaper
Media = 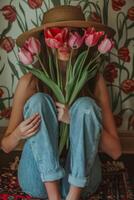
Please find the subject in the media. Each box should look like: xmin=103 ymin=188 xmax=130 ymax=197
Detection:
xmin=0 ymin=0 xmax=134 ymax=132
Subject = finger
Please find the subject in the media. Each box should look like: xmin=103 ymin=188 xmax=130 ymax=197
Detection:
xmin=23 ymin=129 xmax=39 ymax=139
xmin=57 ymin=107 xmax=64 ymax=112
xmin=55 ymin=102 xmax=65 ymax=108
xmin=24 ymin=120 xmax=41 ymax=135
xmin=23 ymin=113 xmax=40 ymax=125
xmin=24 ymin=116 xmax=41 ymax=131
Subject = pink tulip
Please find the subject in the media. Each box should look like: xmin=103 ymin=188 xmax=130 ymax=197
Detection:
xmin=44 ymin=27 xmax=68 ymax=48
xmin=68 ymin=32 xmax=84 ymax=49
xmin=25 ymin=37 xmax=41 ymax=55
xmin=98 ymin=36 xmax=114 ymax=53
xmin=18 ymin=47 xmax=33 ymax=65
xmin=85 ymin=27 xmax=104 ymax=47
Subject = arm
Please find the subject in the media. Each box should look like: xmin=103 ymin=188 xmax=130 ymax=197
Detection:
xmin=1 ymin=73 xmax=41 ymax=153
xmin=94 ymin=74 xmax=122 ymax=160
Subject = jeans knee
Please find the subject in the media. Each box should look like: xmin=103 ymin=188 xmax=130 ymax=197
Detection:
xmin=71 ymin=97 xmax=96 ymax=114
xmin=23 ymin=92 xmax=55 ymax=119
xmin=26 ymin=92 xmax=49 ymax=106
xmin=23 ymin=92 xmax=55 ymax=113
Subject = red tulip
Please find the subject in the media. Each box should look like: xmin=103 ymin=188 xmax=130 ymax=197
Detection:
xmin=85 ymin=28 xmax=104 ymax=47
xmin=118 ymin=46 xmax=130 ymax=62
xmin=112 ymin=0 xmax=126 ymax=11
xmin=44 ymin=27 xmax=69 ymax=48
xmin=18 ymin=48 xmax=34 ymax=65
xmin=0 ymin=88 xmax=4 ymax=97
xmin=28 ymin=0 xmax=43 ymax=9
xmin=0 ymin=37 xmax=15 ymax=53
xmin=103 ymin=63 xmax=118 ymax=83
xmin=121 ymin=79 xmax=134 ymax=94
xmin=98 ymin=36 xmax=114 ymax=54
xmin=24 ymin=37 xmax=41 ymax=55
xmin=1 ymin=5 xmax=16 ymax=22
xmin=68 ymin=32 xmax=84 ymax=49
xmin=128 ymin=7 xmax=134 ymax=21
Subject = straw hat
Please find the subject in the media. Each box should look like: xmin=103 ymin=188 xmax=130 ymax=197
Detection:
xmin=16 ymin=5 xmax=115 ymax=47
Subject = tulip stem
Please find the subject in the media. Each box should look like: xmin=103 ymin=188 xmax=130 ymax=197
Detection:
xmin=88 ymin=52 xmax=101 ymax=67
xmin=37 ymin=55 xmax=49 ymax=78
xmin=66 ymin=49 xmax=73 ymax=83
xmin=76 ymin=47 xmax=90 ymax=82
xmin=55 ymin=50 xmax=60 ymax=88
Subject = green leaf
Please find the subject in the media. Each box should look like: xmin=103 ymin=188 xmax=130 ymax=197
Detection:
xmin=18 ymin=62 xmax=28 ymax=75
xmin=69 ymin=69 xmax=88 ymax=105
xmin=47 ymin=48 xmax=56 ymax=81
xmin=11 ymin=74 xmax=15 ymax=94
xmin=31 ymin=20 xmax=38 ymax=27
xmin=0 ymin=100 xmax=5 ymax=110
xmin=122 ymin=94 xmax=134 ymax=103
xmin=65 ymin=77 xmax=75 ymax=103
xmin=0 ymin=64 xmax=5 ymax=74
xmin=59 ymin=123 xmax=69 ymax=155
xmin=0 ymin=22 xmax=12 ymax=39
xmin=127 ymin=22 xmax=134 ymax=29
xmin=72 ymin=50 xmax=87 ymax=76
xmin=25 ymin=66 xmax=65 ymax=103
xmin=131 ymin=54 xmax=134 ymax=79
xmin=8 ymin=59 xmax=19 ymax=79
xmin=16 ymin=18 xmax=25 ymax=32
xmin=19 ymin=3 xmax=28 ymax=30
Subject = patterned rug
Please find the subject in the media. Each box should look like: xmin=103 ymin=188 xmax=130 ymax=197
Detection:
xmin=0 ymin=155 xmax=134 ymax=200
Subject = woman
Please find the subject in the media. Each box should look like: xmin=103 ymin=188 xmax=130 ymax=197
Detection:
xmin=1 ymin=5 xmax=121 ymax=200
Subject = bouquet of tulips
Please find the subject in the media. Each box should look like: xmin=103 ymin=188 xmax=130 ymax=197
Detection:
xmin=18 ymin=27 xmax=114 ymax=156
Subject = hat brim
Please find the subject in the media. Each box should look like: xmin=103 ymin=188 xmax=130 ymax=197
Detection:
xmin=16 ymin=20 xmax=116 ymax=47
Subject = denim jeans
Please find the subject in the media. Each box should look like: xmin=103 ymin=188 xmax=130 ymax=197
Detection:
xmin=18 ymin=92 xmax=102 ymax=199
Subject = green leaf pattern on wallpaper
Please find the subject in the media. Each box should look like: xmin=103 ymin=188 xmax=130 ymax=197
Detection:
xmin=0 ymin=0 xmax=134 ymax=130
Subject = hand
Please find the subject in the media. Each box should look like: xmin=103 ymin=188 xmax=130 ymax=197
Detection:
xmin=55 ymin=102 xmax=70 ymax=124
xmin=14 ymin=113 xmax=41 ymax=140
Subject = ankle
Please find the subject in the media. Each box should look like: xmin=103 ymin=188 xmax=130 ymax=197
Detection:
xmin=66 ymin=185 xmax=82 ymax=200
xmin=48 ymin=193 xmax=61 ymax=200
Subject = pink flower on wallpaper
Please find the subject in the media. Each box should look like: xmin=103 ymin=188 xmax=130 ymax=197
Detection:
xmin=89 ymin=12 xmax=102 ymax=23
xmin=112 ymin=0 xmax=126 ymax=11
xmin=28 ymin=0 xmax=43 ymax=9
xmin=0 ymin=88 xmax=4 ymax=97
xmin=121 ymin=79 xmax=134 ymax=94
xmin=103 ymin=63 xmax=118 ymax=83
xmin=0 ymin=37 xmax=15 ymax=53
xmin=0 ymin=107 xmax=12 ymax=119
xmin=118 ymin=46 xmax=130 ymax=62
xmin=1 ymin=5 xmax=16 ymax=22
xmin=127 ymin=7 xmax=134 ymax=21
xmin=114 ymin=114 xmax=123 ymax=127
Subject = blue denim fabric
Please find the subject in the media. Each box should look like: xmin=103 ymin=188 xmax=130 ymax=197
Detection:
xmin=17 ymin=92 xmax=102 ymax=199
